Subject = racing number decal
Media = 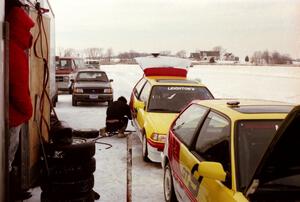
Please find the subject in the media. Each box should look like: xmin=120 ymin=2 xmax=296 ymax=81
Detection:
xmin=180 ymin=163 xmax=203 ymax=198
xmin=189 ymin=163 xmax=203 ymax=197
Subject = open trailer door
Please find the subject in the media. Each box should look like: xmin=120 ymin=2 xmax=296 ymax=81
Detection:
xmin=0 ymin=0 xmax=8 ymax=200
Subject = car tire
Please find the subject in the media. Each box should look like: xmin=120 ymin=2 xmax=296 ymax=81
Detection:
xmin=41 ymin=191 xmax=95 ymax=202
xmin=72 ymin=97 xmax=77 ymax=106
xmin=73 ymin=129 xmax=99 ymax=139
xmin=46 ymin=138 xmax=95 ymax=162
xmin=142 ymin=134 xmax=150 ymax=162
xmin=164 ymin=163 xmax=177 ymax=202
xmin=42 ymin=157 xmax=96 ymax=181
xmin=40 ymin=175 xmax=94 ymax=194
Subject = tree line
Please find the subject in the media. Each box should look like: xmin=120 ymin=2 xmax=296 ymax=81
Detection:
xmin=57 ymin=47 xmax=295 ymax=65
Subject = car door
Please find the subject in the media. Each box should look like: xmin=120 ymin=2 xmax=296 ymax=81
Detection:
xmin=189 ymin=111 xmax=236 ymax=202
xmin=170 ymin=104 xmax=209 ymax=201
xmin=135 ymin=81 xmax=151 ymax=132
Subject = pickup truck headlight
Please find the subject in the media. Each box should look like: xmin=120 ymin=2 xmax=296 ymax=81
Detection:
xmin=104 ymin=88 xmax=113 ymax=93
xmin=74 ymin=88 xmax=83 ymax=93
xmin=151 ymin=133 xmax=166 ymax=143
xmin=63 ymin=76 xmax=69 ymax=82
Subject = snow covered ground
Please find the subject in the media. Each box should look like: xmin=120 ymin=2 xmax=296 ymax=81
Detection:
xmin=27 ymin=64 xmax=300 ymax=202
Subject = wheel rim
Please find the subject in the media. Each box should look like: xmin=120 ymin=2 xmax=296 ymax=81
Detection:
xmin=164 ymin=166 xmax=172 ymax=201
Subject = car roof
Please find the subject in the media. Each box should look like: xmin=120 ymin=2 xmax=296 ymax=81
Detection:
xmin=193 ymin=99 xmax=294 ymax=121
xmin=77 ymin=68 xmax=105 ymax=73
xmin=145 ymin=76 xmax=206 ymax=87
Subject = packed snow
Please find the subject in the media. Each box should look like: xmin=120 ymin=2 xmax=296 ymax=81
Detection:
xmin=27 ymin=64 xmax=300 ymax=202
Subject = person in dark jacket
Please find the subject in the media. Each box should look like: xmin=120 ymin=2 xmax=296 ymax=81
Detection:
xmin=100 ymin=96 xmax=132 ymax=137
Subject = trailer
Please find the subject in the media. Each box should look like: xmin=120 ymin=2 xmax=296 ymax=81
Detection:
xmin=0 ymin=0 xmax=56 ymax=200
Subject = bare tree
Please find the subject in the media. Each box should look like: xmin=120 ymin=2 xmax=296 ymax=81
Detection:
xmin=212 ymin=46 xmax=226 ymax=56
xmin=262 ymin=50 xmax=270 ymax=64
xmin=251 ymin=51 xmax=262 ymax=65
xmin=64 ymin=48 xmax=77 ymax=57
xmin=175 ymin=50 xmax=187 ymax=58
xmin=105 ymin=48 xmax=113 ymax=62
xmin=160 ymin=50 xmax=171 ymax=56
xmin=85 ymin=48 xmax=103 ymax=59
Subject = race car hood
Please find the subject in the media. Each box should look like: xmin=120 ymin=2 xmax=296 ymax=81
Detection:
xmin=246 ymin=105 xmax=300 ymax=195
xmin=146 ymin=112 xmax=178 ymax=134
xmin=135 ymin=55 xmax=191 ymax=77
xmin=74 ymin=81 xmax=111 ymax=88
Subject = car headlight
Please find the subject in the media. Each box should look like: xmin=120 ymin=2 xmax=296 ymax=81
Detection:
xmin=74 ymin=88 xmax=83 ymax=93
xmin=63 ymin=76 xmax=69 ymax=82
xmin=150 ymin=133 xmax=166 ymax=143
xmin=104 ymin=88 xmax=113 ymax=93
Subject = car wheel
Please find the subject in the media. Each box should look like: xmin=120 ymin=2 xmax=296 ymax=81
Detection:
xmin=73 ymin=129 xmax=99 ymax=139
xmin=41 ymin=191 xmax=94 ymax=202
xmin=142 ymin=134 xmax=150 ymax=162
xmin=46 ymin=138 xmax=95 ymax=162
xmin=42 ymin=157 xmax=96 ymax=181
xmin=72 ymin=97 xmax=77 ymax=106
xmin=40 ymin=175 xmax=94 ymax=194
xmin=164 ymin=163 xmax=177 ymax=202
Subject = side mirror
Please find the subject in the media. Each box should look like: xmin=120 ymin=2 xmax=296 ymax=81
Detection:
xmin=134 ymin=100 xmax=145 ymax=110
xmin=198 ymin=162 xmax=226 ymax=181
xmin=109 ymin=79 xmax=114 ymax=82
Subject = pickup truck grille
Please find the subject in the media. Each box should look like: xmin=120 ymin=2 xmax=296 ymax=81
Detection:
xmin=83 ymin=88 xmax=104 ymax=94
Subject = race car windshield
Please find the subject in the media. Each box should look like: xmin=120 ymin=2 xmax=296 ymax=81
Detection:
xmin=236 ymin=120 xmax=282 ymax=190
xmin=148 ymin=86 xmax=213 ymax=113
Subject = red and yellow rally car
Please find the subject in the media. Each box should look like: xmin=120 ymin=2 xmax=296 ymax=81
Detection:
xmin=130 ymin=55 xmax=214 ymax=162
xmin=162 ymin=99 xmax=300 ymax=202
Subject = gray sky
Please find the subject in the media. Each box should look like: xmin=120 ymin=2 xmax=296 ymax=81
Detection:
xmin=51 ymin=0 xmax=300 ymax=59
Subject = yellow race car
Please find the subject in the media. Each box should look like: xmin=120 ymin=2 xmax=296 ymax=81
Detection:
xmin=162 ymin=99 xmax=299 ymax=202
xmin=130 ymin=55 xmax=214 ymax=162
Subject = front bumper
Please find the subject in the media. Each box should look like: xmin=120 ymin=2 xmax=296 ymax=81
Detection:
xmin=147 ymin=139 xmax=165 ymax=163
xmin=73 ymin=94 xmax=113 ymax=102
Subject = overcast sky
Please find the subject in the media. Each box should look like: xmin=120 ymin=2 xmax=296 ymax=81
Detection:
xmin=50 ymin=0 xmax=300 ymax=59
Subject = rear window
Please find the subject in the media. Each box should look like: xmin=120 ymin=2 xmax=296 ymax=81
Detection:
xmin=148 ymin=86 xmax=213 ymax=113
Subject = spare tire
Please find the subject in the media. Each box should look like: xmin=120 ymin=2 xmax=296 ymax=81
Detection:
xmin=46 ymin=138 xmax=95 ymax=162
xmin=73 ymin=128 xmax=99 ymax=139
xmin=42 ymin=157 xmax=96 ymax=181
xmin=40 ymin=175 xmax=94 ymax=194
xmin=41 ymin=190 xmax=95 ymax=202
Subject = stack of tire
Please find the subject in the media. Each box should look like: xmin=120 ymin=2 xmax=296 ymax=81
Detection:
xmin=40 ymin=120 xmax=97 ymax=202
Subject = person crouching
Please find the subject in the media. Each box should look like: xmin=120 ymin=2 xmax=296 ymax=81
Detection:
xmin=100 ymin=96 xmax=132 ymax=137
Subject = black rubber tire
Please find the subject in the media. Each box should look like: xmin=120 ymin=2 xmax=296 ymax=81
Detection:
xmin=46 ymin=138 xmax=95 ymax=162
xmin=142 ymin=134 xmax=150 ymax=162
xmin=73 ymin=129 xmax=99 ymax=139
xmin=40 ymin=175 xmax=94 ymax=194
xmin=164 ymin=163 xmax=177 ymax=202
xmin=50 ymin=121 xmax=73 ymax=145
xmin=42 ymin=157 xmax=96 ymax=181
xmin=41 ymin=191 xmax=95 ymax=202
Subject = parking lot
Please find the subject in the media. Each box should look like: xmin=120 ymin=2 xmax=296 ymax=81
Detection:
xmin=27 ymin=64 xmax=300 ymax=201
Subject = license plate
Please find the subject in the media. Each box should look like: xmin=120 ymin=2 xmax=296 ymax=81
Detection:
xmin=89 ymin=95 xmax=98 ymax=99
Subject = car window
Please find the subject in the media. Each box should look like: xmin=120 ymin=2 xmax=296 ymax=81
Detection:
xmin=195 ymin=112 xmax=230 ymax=172
xmin=134 ymin=78 xmax=147 ymax=98
xmin=139 ymin=82 xmax=151 ymax=102
xmin=59 ymin=59 xmax=72 ymax=69
xmin=236 ymin=120 xmax=282 ymax=190
xmin=172 ymin=104 xmax=208 ymax=147
xmin=76 ymin=72 xmax=108 ymax=82
xmin=148 ymin=86 xmax=213 ymax=113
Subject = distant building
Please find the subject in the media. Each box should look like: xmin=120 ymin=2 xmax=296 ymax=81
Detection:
xmin=190 ymin=51 xmax=220 ymax=61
